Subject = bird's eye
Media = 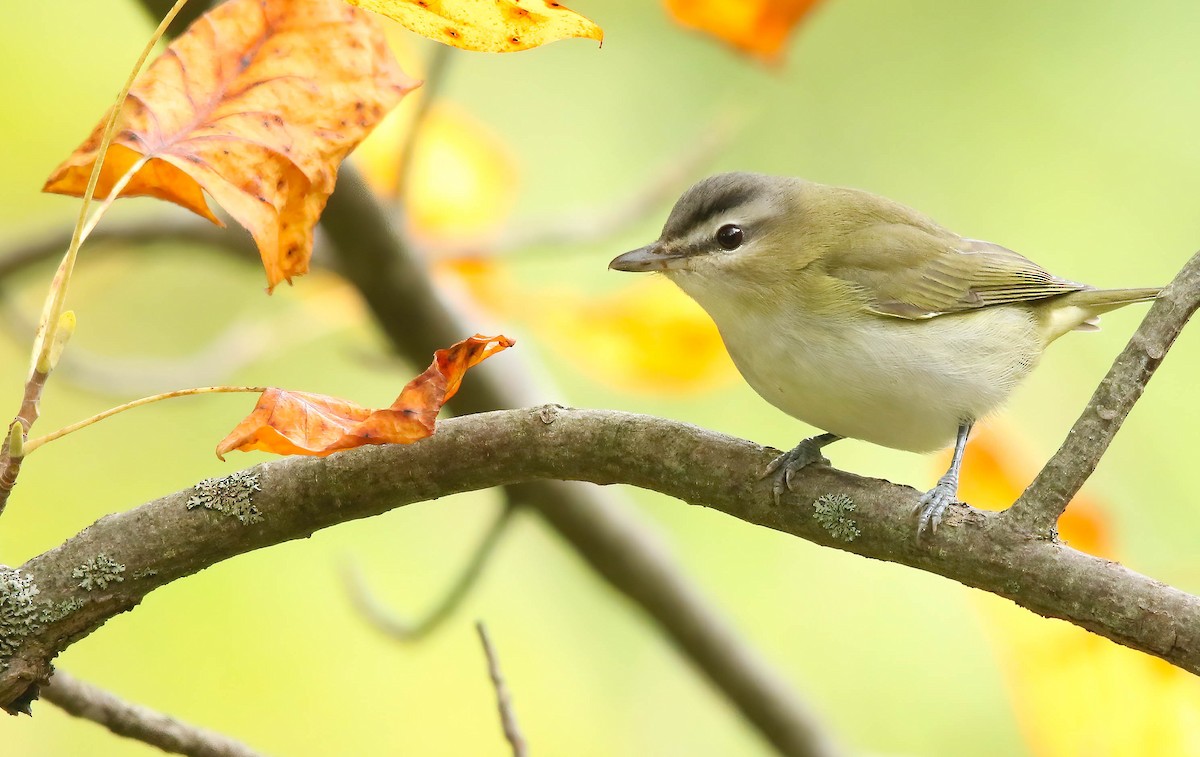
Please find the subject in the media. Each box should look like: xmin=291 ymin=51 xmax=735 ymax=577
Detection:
xmin=715 ymin=224 xmax=744 ymax=250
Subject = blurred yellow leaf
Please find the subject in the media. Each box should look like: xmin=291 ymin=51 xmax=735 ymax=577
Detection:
xmin=539 ymin=278 xmax=736 ymax=393
xmin=356 ymin=102 xmax=518 ymax=246
xmin=664 ymin=0 xmax=824 ymax=63
xmin=431 ymin=257 xmax=515 ymax=315
xmin=953 ymin=427 xmax=1200 ymax=756
xmin=346 ymin=0 xmax=603 ymax=52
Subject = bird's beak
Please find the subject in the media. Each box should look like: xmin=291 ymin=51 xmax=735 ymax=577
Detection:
xmin=608 ymin=243 xmax=687 ymax=272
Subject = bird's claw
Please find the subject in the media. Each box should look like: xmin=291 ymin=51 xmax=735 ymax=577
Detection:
xmin=914 ymin=477 xmax=958 ymax=538
xmin=764 ymin=441 xmax=828 ymax=506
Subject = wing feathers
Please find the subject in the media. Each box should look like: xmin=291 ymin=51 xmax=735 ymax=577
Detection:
xmin=829 ymin=227 xmax=1090 ymax=319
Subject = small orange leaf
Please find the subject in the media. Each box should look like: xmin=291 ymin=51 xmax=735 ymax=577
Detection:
xmin=216 ymin=334 xmax=513 ymax=458
xmin=44 ymin=0 xmax=419 ymax=290
xmin=347 ymin=0 xmax=603 ymax=53
xmin=665 ymin=0 xmax=824 ymax=63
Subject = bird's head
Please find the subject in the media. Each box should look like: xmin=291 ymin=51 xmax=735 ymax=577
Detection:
xmin=608 ymin=172 xmax=830 ymax=304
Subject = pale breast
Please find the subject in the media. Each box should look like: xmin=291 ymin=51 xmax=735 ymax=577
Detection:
xmin=713 ymin=305 xmax=1044 ymax=452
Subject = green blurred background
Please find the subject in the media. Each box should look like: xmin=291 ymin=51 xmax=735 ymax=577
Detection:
xmin=2 ymin=0 xmax=1199 ymax=755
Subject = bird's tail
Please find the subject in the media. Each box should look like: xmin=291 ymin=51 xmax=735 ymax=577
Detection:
xmin=1047 ymin=287 xmax=1161 ymax=339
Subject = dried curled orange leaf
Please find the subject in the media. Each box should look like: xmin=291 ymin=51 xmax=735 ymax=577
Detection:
xmin=347 ymin=0 xmax=602 ymax=53
xmin=43 ymin=0 xmax=419 ymax=290
xmin=664 ymin=0 xmax=824 ymax=63
xmin=216 ymin=334 xmax=514 ymax=458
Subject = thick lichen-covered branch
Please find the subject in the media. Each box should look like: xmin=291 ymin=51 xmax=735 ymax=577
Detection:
xmin=3 ymin=407 xmax=1199 ymax=719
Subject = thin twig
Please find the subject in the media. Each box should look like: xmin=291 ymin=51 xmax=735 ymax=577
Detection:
xmin=344 ymin=504 xmax=514 ymax=641
xmin=24 ymin=386 xmax=267 ymax=454
xmin=1005 ymin=248 xmax=1200 ymax=535
xmin=42 ymin=670 xmax=268 ymax=757
xmin=2 ymin=159 xmax=152 ymax=511
xmin=0 ymin=369 xmax=47 ymax=516
xmin=31 ymin=10 xmax=178 ymax=376
xmin=2 ymin=0 xmax=184 ymax=519
xmin=476 ymin=622 xmax=528 ymax=757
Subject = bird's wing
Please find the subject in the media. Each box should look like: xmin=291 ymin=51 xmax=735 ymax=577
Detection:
xmin=826 ymin=223 xmax=1089 ymax=319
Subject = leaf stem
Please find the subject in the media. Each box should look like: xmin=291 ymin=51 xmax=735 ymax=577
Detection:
xmin=24 ymin=386 xmax=266 ymax=454
xmin=0 ymin=0 xmax=194 ymax=520
xmin=29 ymin=0 xmax=190 ymax=377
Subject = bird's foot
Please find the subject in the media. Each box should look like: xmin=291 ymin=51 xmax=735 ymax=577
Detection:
xmin=764 ymin=438 xmax=830 ymax=505
xmin=913 ymin=474 xmax=959 ymax=538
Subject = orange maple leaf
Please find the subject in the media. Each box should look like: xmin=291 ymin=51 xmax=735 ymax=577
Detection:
xmin=43 ymin=0 xmax=419 ymax=291
xmin=664 ymin=0 xmax=825 ymax=63
xmin=346 ymin=0 xmax=603 ymax=53
xmin=216 ymin=334 xmax=514 ymax=458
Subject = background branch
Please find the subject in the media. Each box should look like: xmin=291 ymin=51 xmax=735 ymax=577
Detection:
xmin=42 ymin=670 xmax=267 ymax=757
xmin=0 ymin=213 xmax=254 ymax=286
xmin=5 ymin=408 xmax=1199 ymax=719
xmin=344 ymin=504 xmax=514 ymax=641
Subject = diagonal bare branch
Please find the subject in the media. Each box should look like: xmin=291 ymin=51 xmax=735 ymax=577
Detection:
xmin=1006 ymin=248 xmax=1200 ymax=535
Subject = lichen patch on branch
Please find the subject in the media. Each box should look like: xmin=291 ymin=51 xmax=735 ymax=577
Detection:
xmin=812 ymin=493 xmax=860 ymax=542
xmin=73 ymin=555 xmax=126 ymax=592
xmin=187 ymin=470 xmax=263 ymax=525
xmin=0 ymin=568 xmax=40 ymax=662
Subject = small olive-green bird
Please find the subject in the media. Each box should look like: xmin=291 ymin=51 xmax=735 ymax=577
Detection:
xmin=609 ymin=172 xmax=1160 ymax=536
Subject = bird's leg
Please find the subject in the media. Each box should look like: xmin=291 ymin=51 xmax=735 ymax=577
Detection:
xmin=914 ymin=421 xmax=973 ymax=537
xmin=764 ymin=432 xmax=842 ymax=505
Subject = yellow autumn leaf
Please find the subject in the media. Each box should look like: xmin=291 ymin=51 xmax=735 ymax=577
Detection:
xmin=356 ymin=102 xmax=517 ymax=246
xmin=539 ymin=277 xmax=736 ymax=393
xmin=347 ymin=0 xmax=603 ymax=52
xmin=430 ymin=258 xmax=516 ymax=315
xmin=953 ymin=427 xmax=1200 ymax=756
